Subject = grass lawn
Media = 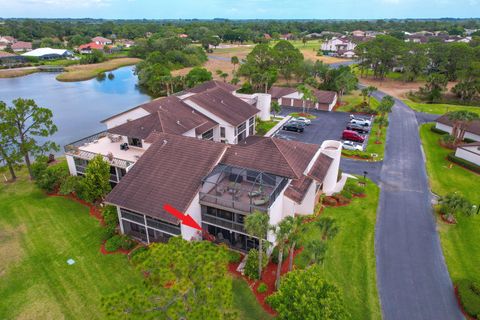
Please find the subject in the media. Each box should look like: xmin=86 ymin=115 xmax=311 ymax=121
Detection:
xmin=336 ymin=90 xmax=380 ymax=112
xmin=404 ymin=100 xmax=480 ymax=116
xmin=295 ymin=179 xmax=381 ymax=319
xmin=0 ymin=173 xmax=143 ymax=319
xmin=256 ymin=118 xmax=281 ymax=136
xmin=419 ymin=124 xmax=480 ymax=284
xmin=232 ymin=278 xmax=273 ymax=320
xmin=0 ymin=168 xmax=269 ymax=319
xmin=0 ymin=68 xmax=39 ymax=78
xmin=289 ymin=112 xmax=317 ymax=119
xmin=56 ymin=57 xmax=141 ymax=82
xmin=364 ymin=119 xmax=387 ymax=160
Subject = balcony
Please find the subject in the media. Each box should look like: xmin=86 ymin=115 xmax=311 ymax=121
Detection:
xmin=64 ymin=131 xmax=144 ymax=169
xmin=199 ymin=164 xmax=288 ymax=214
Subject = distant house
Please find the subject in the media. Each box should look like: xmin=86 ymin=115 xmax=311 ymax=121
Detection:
xmin=321 ymin=37 xmax=357 ymax=57
xmin=11 ymin=41 xmax=32 ymax=52
xmin=435 ymin=114 xmax=480 ymax=142
xmin=351 ymin=30 xmax=366 ymax=37
xmin=280 ymin=33 xmax=294 ymax=40
xmin=454 ymin=142 xmax=480 ymax=166
xmin=269 ymin=86 xmax=338 ymax=111
xmin=264 ymin=33 xmax=272 ymax=40
xmin=178 ymin=34 xmax=189 ymax=38
xmin=0 ymin=51 xmax=26 ymax=65
xmin=22 ymin=48 xmax=73 ymax=60
xmin=78 ymin=42 xmax=105 ymax=54
xmin=116 ymin=39 xmax=135 ymax=48
xmin=92 ymin=36 xmax=112 ymax=46
xmin=0 ymin=36 xmax=16 ymax=50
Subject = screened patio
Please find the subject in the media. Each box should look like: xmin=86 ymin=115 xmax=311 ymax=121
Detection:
xmin=199 ymin=164 xmax=289 ymax=214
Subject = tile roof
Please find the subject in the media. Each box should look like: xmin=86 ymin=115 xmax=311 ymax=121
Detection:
xmin=222 ymin=136 xmax=319 ymax=179
xmin=187 ymin=87 xmax=259 ymax=126
xmin=108 ymin=96 xmax=215 ymax=138
xmin=186 ymin=80 xmax=239 ymax=94
xmin=0 ymin=51 xmax=17 ymax=58
xmin=79 ymin=42 xmax=104 ymax=50
xmin=92 ymin=36 xmax=111 ymax=43
xmin=11 ymin=41 xmax=32 ymax=50
xmin=312 ymin=89 xmax=337 ymax=104
xmin=105 ymin=133 xmax=227 ymax=224
xmin=307 ymin=153 xmax=334 ymax=183
xmin=284 ymin=175 xmax=314 ymax=203
xmin=437 ymin=114 xmax=480 ymax=136
xmin=268 ymin=86 xmax=298 ymax=99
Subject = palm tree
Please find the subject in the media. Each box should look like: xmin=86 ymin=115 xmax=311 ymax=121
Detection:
xmin=231 ymin=56 xmax=239 ymax=73
xmin=271 ymin=218 xmax=293 ymax=290
xmin=271 ymin=101 xmax=281 ymax=118
xmin=439 ymin=192 xmax=474 ymax=222
xmin=245 ymin=211 xmax=270 ymax=280
xmin=220 ymin=72 xmax=228 ymax=82
xmin=375 ymin=116 xmax=389 ymax=141
xmin=286 ymin=216 xmax=304 ymax=272
xmin=297 ymin=84 xmax=315 ymax=114
xmin=315 ymin=217 xmax=339 ymax=241
xmin=446 ymin=111 xmax=479 ymax=144
xmin=159 ymin=75 xmax=173 ymax=96
xmin=366 ymin=86 xmax=377 ymax=106
xmin=361 ymin=87 xmax=369 ymax=104
xmin=377 ymin=95 xmax=395 ymax=117
xmin=304 ymin=239 xmax=328 ymax=266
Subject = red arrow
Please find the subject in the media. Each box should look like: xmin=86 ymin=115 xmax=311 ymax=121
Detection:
xmin=163 ymin=203 xmax=202 ymax=230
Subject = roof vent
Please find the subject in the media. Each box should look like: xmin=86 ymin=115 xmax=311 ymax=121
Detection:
xmin=140 ymin=126 xmax=144 ymax=130
xmin=176 ymin=120 xmax=181 ymax=125
xmin=162 ymin=139 xmax=168 ymax=146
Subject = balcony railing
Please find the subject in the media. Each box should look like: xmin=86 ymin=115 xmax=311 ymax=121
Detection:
xmin=201 ymin=213 xmax=246 ymax=234
xmin=199 ymin=193 xmax=268 ymax=214
xmin=64 ymin=131 xmax=133 ymax=169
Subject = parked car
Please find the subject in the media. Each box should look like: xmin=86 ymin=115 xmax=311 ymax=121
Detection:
xmin=283 ymin=121 xmax=305 ymax=133
xmin=350 ymin=115 xmax=371 ymax=126
xmin=342 ymin=130 xmax=365 ymax=142
xmin=342 ymin=140 xmax=364 ymax=151
xmin=346 ymin=123 xmax=370 ymax=134
xmin=295 ymin=117 xmax=311 ymax=126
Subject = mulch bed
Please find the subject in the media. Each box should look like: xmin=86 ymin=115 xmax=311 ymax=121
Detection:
xmin=454 ymin=286 xmax=477 ymax=320
xmin=341 ymin=153 xmax=374 ymax=161
xmin=99 ymin=241 xmax=131 ymax=255
xmin=228 ymin=248 xmax=304 ymax=316
xmin=438 ymin=212 xmax=457 ymax=225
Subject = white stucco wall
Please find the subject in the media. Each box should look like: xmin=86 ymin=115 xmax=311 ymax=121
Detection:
xmin=181 ymin=194 xmax=203 ymax=241
xmin=295 ymin=182 xmax=317 ymax=215
xmin=319 ymin=140 xmax=342 ymax=195
xmin=455 ymin=147 xmax=480 ymax=166
xmin=66 ymin=155 xmax=77 ymax=176
xmin=435 ymin=122 xmax=480 ymax=142
xmin=267 ymin=187 xmax=288 ymax=245
xmin=103 ymin=107 xmax=150 ymax=129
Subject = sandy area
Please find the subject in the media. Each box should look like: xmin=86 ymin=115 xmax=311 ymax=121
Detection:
xmin=173 ymin=58 xmax=237 ymax=82
xmin=0 ymin=67 xmax=39 ymax=78
xmin=56 ymin=58 xmax=142 ymax=82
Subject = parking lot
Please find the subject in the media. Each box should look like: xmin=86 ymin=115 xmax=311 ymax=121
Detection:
xmin=274 ymin=107 xmax=371 ymax=149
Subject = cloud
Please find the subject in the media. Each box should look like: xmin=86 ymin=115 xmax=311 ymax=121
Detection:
xmin=14 ymin=0 xmax=112 ymax=7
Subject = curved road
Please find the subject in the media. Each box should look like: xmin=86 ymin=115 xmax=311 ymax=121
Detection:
xmin=370 ymin=91 xmax=463 ymax=320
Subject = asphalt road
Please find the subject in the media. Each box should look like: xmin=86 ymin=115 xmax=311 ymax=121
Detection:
xmin=372 ymin=91 xmax=463 ymax=320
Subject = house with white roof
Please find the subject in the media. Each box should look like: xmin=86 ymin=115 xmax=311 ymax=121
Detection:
xmin=22 ymin=48 xmax=73 ymax=60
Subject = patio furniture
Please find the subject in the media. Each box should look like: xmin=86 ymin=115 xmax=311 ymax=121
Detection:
xmin=248 ymin=190 xmax=261 ymax=198
xmin=216 ymin=186 xmax=224 ymax=196
xmin=253 ymin=196 xmax=270 ymax=206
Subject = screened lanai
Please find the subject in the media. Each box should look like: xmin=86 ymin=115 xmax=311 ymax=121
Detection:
xmin=199 ymin=164 xmax=289 ymax=213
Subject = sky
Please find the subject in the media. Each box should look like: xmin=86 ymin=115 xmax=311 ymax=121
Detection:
xmin=0 ymin=0 xmax=479 ymax=19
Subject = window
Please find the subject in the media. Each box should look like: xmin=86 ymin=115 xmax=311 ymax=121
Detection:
xmin=236 ymin=121 xmax=247 ymax=142
xmin=220 ymin=127 xmax=226 ymax=138
xmin=128 ymin=137 xmax=142 ymax=148
xmin=202 ymin=129 xmax=214 ymax=141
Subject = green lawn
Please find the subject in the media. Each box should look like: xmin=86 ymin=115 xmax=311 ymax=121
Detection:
xmin=0 ymin=169 xmax=269 ymax=319
xmin=0 ymin=173 xmax=143 ymax=319
xmin=232 ymin=278 xmax=273 ymax=320
xmin=336 ymin=90 xmax=380 ymax=112
xmin=295 ymin=179 xmax=381 ymax=319
xmin=419 ymin=124 xmax=480 ymax=284
xmin=256 ymin=118 xmax=281 ymax=136
xmin=404 ymin=100 xmax=480 ymax=116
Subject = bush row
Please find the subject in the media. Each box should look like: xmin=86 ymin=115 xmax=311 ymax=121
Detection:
xmin=430 ymin=126 xmax=448 ymax=135
xmin=341 ymin=149 xmax=372 ymax=159
xmin=104 ymin=234 xmax=136 ymax=252
xmin=457 ymin=279 xmax=480 ymax=319
xmin=244 ymin=249 xmax=268 ymax=280
xmin=448 ymin=152 xmax=480 ymax=174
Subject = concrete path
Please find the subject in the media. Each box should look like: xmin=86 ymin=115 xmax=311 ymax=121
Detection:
xmin=371 ymin=91 xmax=463 ymax=320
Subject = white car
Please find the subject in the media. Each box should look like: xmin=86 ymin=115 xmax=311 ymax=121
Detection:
xmin=350 ymin=115 xmax=371 ymax=126
xmin=342 ymin=140 xmax=364 ymax=151
xmin=294 ymin=117 xmax=311 ymax=125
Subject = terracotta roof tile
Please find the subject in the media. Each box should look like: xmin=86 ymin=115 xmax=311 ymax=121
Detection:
xmin=105 ymin=133 xmax=227 ymax=224
xmin=437 ymin=114 xmax=480 ymax=136
xmin=186 ymin=80 xmax=239 ymax=94
xmin=307 ymin=153 xmax=334 ymax=183
xmin=284 ymin=175 xmax=314 ymax=203
xmin=268 ymin=86 xmax=298 ymax=99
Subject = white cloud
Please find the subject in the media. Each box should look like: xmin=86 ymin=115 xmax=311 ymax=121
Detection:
xmin=12 ymin=0 xmax=112 ymax=8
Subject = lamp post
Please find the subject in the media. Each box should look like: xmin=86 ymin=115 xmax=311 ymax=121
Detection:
xmin=363 ymin=171 xmax=368 ymax=187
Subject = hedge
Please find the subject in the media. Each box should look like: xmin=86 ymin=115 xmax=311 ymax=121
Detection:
xmin=430 ymin=126 xmax=448 ymax=135
xmin=257 ymin=283 xmax=268 ymax=293
xmin=448 ymin=152 xmax=480 ymax=174
xmin=104 ymin=234 xmax=136 ymax=252
xmin=457 ymin=279 xmax=480 ymax=319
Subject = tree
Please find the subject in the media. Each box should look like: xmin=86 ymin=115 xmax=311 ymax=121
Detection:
xmin=185 ymin=67 xmax=212 ymax=88
xmin=2 ymin=98 xmax=58 ymax=179
xmin=439 ymin=193 xmax=475 ymax=222
xmin=271 ymin=101 xmax=281 ymax=118
xmin=304 ymin=240 xmax=328 ymax=266
xmin=420 ymin=73 xmax=448 ymax=103
xmin=271 ymin=218 xmax=293 ymax=289
xmin=401 ymin=43 xmax=428 ymax=82
xmin=375 ymin=116 xmax=389 ymax=141
xmin=266 ymin=266 xmax=349 ymax=320
xmin=365 ymin=86 xmax=377 ymax=106
xmin=80 ymin=154 xmax=111 ymax=203
xmin=0 ymin=102 xmax=21 ymax=180
xmin=244 ymin=211 xmax=270 ymax=280
xmin=297 ymin=84 xmax=316 ymax=114
xmin=315 ymin=217 xmax=339 ymax=241
xmin=285 ymin=216 xmax=304 ymax=272
xmin=446 ymin=110 xmax=480 ymax=144
xmin=230 ymin=56 xmax=239 ymax=73
xmin=102 ymin=238 xmax=236 ymax=319
xmin=272 ymin=40 xmax=303 ymax=83
xmin=377 ymin=95 xmax=395 ymax=118
xmin=321 ymin=66 xmax=358 ymax=102
xmin=451 ymin=62 xmax=480 ymax=102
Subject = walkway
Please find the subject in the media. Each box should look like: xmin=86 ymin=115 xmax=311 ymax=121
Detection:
xmin=371 ymin=91 xmax=462 ymax=320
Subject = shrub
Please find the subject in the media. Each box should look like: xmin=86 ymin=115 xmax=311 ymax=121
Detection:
xmin=341 ymin=189 xmax=353 ymax=199
xmin=457 ymin=280 xmax=480 ymax=319
xmin=102 ymin=205 xmax=119 ymax=229
xmin=31 ymin=155 xmax=49 ymax=180
xmin=35 ymin=162 xmax=69 ymax=192
xmin=344 ymin=179 xmax=365 ymax=196
xmin=100 ymin=225 xmax=116 ymax=242
xmin=271 ymin=245 xmax=289 ymax=265
xmin=333 ymin=193 xmax=350 ymax=205
xmin=439 ymin=134 xmax=455 ymax=148
xmin=448 ymin=152 xmax=480 ymax=174
xmin=59 ymin=175 xmax=82 ymax=195
xmin=430 ymin=126 xmax=448 ymax=135
xmin=323 ymin=196 xmax=338 ymax=207
xmin=129 ymin=246 xmax=149 ymax=264
xmin=244 ymin=249 xmax=267 ymax=280
xmin=227 ymin=250 xmax=242 ymax=263
xmin=257 ymin=283 xmax=268 ymax=293
xmin=104 ymin=234 xmax=136 ymax=252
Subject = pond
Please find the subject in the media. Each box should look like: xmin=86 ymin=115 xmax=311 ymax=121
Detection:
xmin=0 ymin=66 xmax=151 ymax=152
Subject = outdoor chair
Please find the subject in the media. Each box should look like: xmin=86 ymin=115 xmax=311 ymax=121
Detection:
xmin=248 ymin=189 xmax=261 ymax=198
xmin=253 ymin=196 xmax=270 ymax=206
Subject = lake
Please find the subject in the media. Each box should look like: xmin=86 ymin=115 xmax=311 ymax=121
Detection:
xmin=0 ymin=66 xmax=151 ymax=152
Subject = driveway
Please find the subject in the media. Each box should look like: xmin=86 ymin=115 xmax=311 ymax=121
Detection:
xmin=371 ymin=91 xmax=462 ymax=320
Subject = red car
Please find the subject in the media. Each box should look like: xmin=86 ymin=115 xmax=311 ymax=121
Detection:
xmin=342 ymin=130 xmax=365 ymax=143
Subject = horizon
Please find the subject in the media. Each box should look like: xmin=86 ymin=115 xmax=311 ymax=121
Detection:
xmin=1 ymin=0 xmax=480 ymax=20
